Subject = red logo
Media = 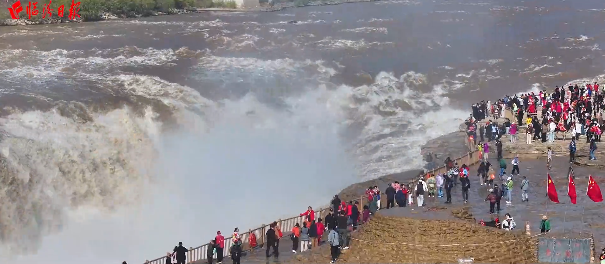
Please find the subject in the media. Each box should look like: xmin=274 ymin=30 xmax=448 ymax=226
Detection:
xmin=7 ymin=0 xmax=80 ymax=19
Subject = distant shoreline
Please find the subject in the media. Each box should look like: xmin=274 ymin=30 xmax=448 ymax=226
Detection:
xmin=0 ymin=0 xmax=381 ymax=27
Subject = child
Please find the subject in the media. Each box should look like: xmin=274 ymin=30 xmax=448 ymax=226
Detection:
xmin=362 ymin=205 xmax=370 ymax=223
xmin=540 ymin=215 xmax=551 ymax=233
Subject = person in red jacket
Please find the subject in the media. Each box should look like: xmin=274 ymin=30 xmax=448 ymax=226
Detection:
xmin=215 ymin=231 xmax=225 ymax=263
xmin=316 ymin=218 xmax=325 ymax=245
xmin=338 ymin=201 xmax=347 ymax=215
xmin=300 ymin=206 xmax=315 ymax=228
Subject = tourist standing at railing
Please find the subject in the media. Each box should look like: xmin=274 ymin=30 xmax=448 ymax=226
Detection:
xmin=215 ymin=232 xmax=225 ymax=264
xmin=444 ymin=173 xmax=453 ymax=204
xmin=362 ymin=205 xmax=371 ymax=222
xmin=427 ymin=174 xmax=436 ymax=198
xmin=300 ymin=222 xmax=310 ymax=252
xmin=346 ymin=201 xmax=354 ymax=224
xmin=232 ymin=228 xmax=241 ymax=245
xmin=206 ymin=240 xmax=216 ymax=264
xmin=300 ymin=206 xmax=315 ymax=229
xmin=291 ymin=223 xmax=300 ymax=253
xmin=336 ymin=210 xmax=350 ymax=250
xmin=324 ymin=208 xmax=337 ymax=230
xmin=173 ymin=242 xmax=188 ymax=264
xmin=265 ymin=223 xmax=278 ymax=258
xmin=351 ymin=201 xmax=360 ymax=230
xmin=373 ymin=186 xmax=381 ymax=210
xmin=273 ymin=221 xmax=283 ymax=249
xmin=338 ymin=201 xmax=348 ymax=215
xmin=164 ymin=252 xmax=172 ymax=264
xmin=396 ymin=184 xmax=407 ymax=207
xmin=365 ymin=187 xmax=374 ymax=205
xmin=331 ymin=195 xmax=341 ymax=213
xmin=436 ymin=174 xmax=444 ymax=198
xmin=407 ymin=183 xmax=414 ymax=206
xmin=230 ymin=242 xmax=242 ymax=264
xmin=415 ymin=178 xmax=427 ymax=207
xmin=385 ymin=183 xmax=396 ymax=209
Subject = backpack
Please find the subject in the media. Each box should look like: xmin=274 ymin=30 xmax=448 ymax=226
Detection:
xmin=417 ymin=182 xmax=424 ymax=193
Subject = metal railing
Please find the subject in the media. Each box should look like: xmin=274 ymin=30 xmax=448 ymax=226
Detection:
xmin=143 ymin=148 xmax=482 ymax=264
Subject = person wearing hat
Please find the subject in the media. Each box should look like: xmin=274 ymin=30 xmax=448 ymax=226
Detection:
xmin=505 ymin=176 xmax=514 ymax=204
xmin=485 ymin=189 xmax=497 ymax=214
xmin=540 ymin=215 xmax=551 ymax=233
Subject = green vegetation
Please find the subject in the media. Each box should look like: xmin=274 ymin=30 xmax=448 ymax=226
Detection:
xmin=19 ymin=0 xmax=236 ymax=22
xmin=294 ymin=0 xmax=310 ymax=6
xmin=196 ymin=0 xmax=237 ymax=8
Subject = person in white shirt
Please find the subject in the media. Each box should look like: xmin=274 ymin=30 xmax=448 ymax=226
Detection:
xmin=501 ymin=213 xmax=516 ymax=230
xmin=575 ymin=122 xmax=582 ymax=140
xmin=511 ymin=156 xmax=520 ymax=175
xmin=548 ymin=120 xmax=556 ymax=142
xmin=415 ymin=179 xmax=428 ymax=207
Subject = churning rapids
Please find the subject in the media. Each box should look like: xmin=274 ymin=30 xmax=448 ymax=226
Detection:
xmin=1 ymin=0 xmax=605 ymax=263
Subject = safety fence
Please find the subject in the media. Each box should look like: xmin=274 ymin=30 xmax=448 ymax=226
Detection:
xmin=143 ymin=149 xmax=482 ymax=264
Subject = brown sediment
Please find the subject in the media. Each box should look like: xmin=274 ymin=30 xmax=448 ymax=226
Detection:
xmin=290 ymin=214 xmax=537 ymax=263
xmin=451 ymin=206 xmax=476 ymax=222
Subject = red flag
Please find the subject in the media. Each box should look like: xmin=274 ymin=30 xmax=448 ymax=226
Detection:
xmin=587 ymin=175 xmax=603 ymax=202
xmin=568 ymin=173 xmax=577 ymax=204
xmin=547 ymin=174 xmax=560 ymax=203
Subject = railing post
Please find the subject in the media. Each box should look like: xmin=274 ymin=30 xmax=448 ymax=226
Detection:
xmin=260 ymin=224 xmax=266 ymax=247
xmin=360 ymin=195 xmax=364 ymax=210
xmin=247 ymin=229 xmax=252 ymax=250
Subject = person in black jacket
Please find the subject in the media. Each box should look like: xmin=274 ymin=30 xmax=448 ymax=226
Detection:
xmin=173 ymin=242 xmax=188 ymax=264
xmin=206 ymin=240 xmax=215 ymax=264
xmin=461 ymin=176 xmax=470 ymax=203
xmin=230 ymin=243 xmax=242 ymax=264
xmin=494 ymin=185 xmax=502 ymax=212
xmin=350 ymin=201 xmax=360 ymax=230
xmin=336 ymin=211 xmax=349 ymax=249
xmin=385 ymin=184 xmax=396 ymax=209
xmin=331 ymin=195 xmax=341 ymax=213
xmin=308 ymin=220 xmax=318 ymax=248
xmin=324 ymin=208 xmax=337 ymax=230
xmin=444 ymin=174 xmax=453 ymax=203
xmin=165 ymin=252 xmax=173 ymax=264
xmin=266 ymin=223 xmax=278 ymax=258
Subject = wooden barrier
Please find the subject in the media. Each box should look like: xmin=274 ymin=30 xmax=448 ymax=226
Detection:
xmin=143 ymin=148 xmax=481 ymax=264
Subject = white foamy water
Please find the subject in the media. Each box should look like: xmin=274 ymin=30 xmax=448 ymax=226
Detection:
xmin=0 ymin=45 xmax=469 ymax=264
xmin=341 ymin=27 xmax=388 ymax=34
